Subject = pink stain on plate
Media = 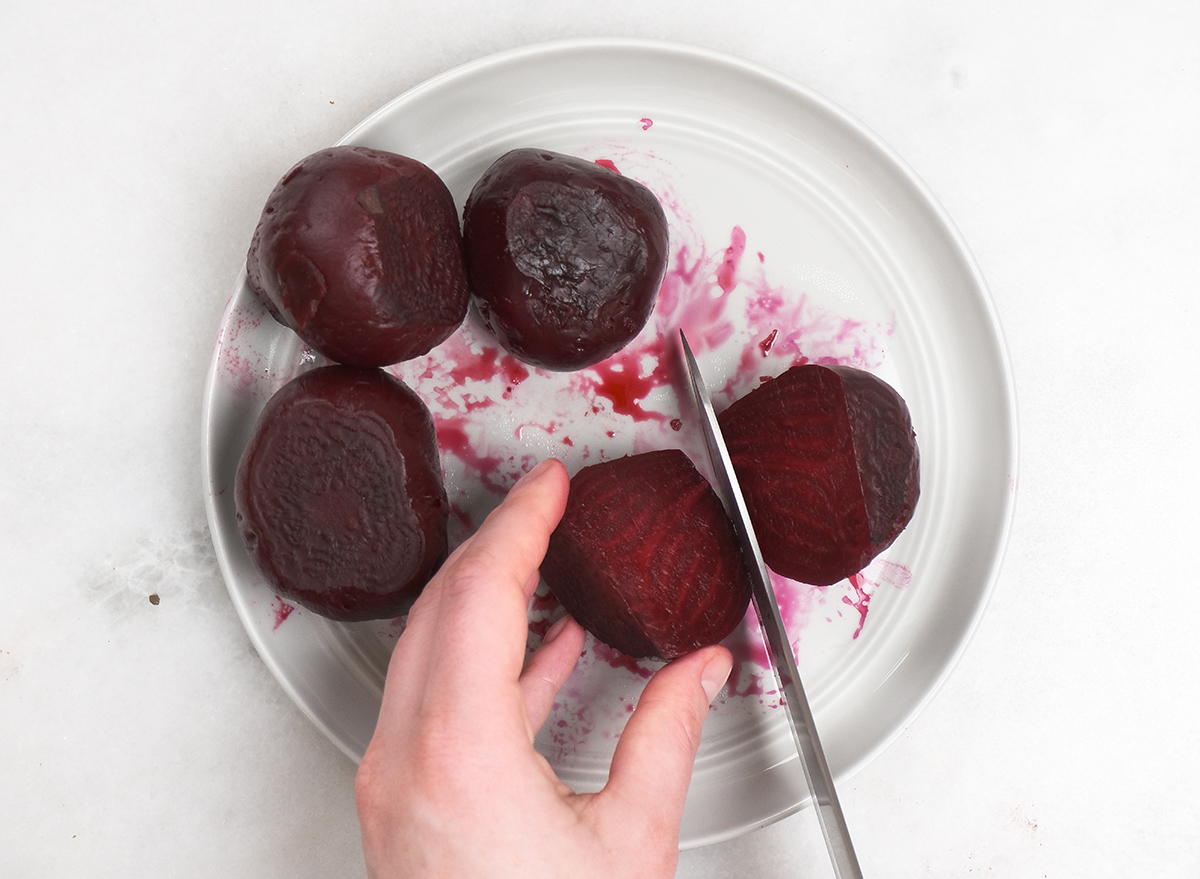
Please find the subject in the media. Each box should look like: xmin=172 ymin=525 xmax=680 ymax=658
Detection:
xmin=272 ymin=595 xmax=295 ymax=630
xmin=716 ymin=225 xmax=747 ymax=294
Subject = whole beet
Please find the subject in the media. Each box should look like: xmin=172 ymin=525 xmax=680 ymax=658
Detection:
xmin=247 ymin=146 xmax=470 ymax=367
xmin=462 ymin=149 xmax=669 ymax=371
xmin=235 ymin=365 xmax=448 ymax=621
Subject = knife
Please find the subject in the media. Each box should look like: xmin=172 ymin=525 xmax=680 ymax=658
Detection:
xmin=679 ymin=330 xmax=864 ymax=879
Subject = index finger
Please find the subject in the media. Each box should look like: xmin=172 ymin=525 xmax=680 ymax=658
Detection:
xmin=383 ymin=458 xmax=570 ymax=708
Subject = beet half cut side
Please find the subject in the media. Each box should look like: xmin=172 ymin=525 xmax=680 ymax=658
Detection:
xmin=246 ymin=145 xmax=470 ymax=367
xmin=717 ymin=364 xmax=920 ymax=587
xmin=235 ymin=365 xmax=449 ymax=621
xmin=462 ymin=148 xmax=669 ymax=371
xmin=542 ymin=449 xmax=752 ymax=660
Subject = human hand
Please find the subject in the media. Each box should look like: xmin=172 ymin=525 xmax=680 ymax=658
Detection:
xmin=355 ymin=457 xmax=733 ymax=879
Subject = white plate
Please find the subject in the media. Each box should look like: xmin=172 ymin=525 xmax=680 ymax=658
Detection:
xmin=202 ymin=38 xmax=1017 ymax=848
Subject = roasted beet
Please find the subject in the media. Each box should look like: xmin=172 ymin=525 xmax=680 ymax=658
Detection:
xmin=542 ymin=449 xmax=752 ymax=660
xmin=234 ymin=365 xmax=449 ymax=621
xmin=462 ymin=148 xmax=669 ymax=371
xmin=717 ymin=364 xmax=920 ymax=586
xmin=246 ymin=146 xmax=470 ymax=367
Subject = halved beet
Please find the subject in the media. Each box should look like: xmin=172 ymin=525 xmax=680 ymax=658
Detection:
xmin=717 ymin=364 xmax=920 ymax=586
xmin=542 ymin=449 xmax=752 ymax=660
xmin=234 ymin=365 xmax=448 ymax=621
xmin=246 ymin=145 xmax=470 ymax=367
xmin=462 ymin=148 xmax=669 ymax=371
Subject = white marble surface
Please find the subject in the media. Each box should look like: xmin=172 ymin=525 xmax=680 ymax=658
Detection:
xmin=2 ymin=2 xmax=1198 ymax=876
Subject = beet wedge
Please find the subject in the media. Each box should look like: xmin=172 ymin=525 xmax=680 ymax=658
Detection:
xmin=717 ymin=363 xmax=920 ymax=586
xmin=542 ymin=449 xmax=752 ymax=660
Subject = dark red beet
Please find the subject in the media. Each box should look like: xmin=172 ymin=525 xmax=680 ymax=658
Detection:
xmin=246 ymin=146 xmax=470 ymax=367
xmin=234 ymin=365 xmax=449 ymax=621
xmin=462 ymin=148 xmax=669 ymax=371
xmin=717 ymin=364 xmax=920 ymax=586
xmin=542 ymin=449 xmax=752 ymax=660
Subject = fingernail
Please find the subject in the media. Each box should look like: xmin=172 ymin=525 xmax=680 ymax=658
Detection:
xmin=542 ymin=613 xmax=572 ymax=644
xmin=700 ymin=651 xmax=733 ymax=703
xmin=524 ymin=458 xmax=557 ymax=481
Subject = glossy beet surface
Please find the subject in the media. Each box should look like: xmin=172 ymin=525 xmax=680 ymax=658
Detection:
xmin=542 ymin=449 xmax=752 ymax=660
xmin=235 ymin=366 xmax=449 ymax=621
xmin=246 ymin=146 xmax=470 ymax=367
xmin=462 ymin=149 xmax=669 ymax=371
xmin=718 ymin=364 xmax=920 ymax=586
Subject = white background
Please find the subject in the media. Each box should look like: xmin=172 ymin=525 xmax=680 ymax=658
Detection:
xmin=2 ymin=2 xmax=1197 ymax=876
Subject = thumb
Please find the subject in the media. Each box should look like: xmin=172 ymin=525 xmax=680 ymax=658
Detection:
xmin=598 ymin=646 xmax=732 ymax=836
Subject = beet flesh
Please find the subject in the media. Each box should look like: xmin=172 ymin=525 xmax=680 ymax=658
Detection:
xmin=234 ymin=365 xmax=449 ymax=621
xmin=717 ymin=364 xmax=920 ymax=586
xmin=542 ymin=449 xmax=752 ymax=660
xmin=246 ymin=146 xmax=470 ymax=367
xmin=462 ymin=149 xmax=669 ymax=371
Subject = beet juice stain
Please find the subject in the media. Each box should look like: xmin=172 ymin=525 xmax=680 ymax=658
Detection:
xmin=272 ymin=595 xmax=295 ymax=630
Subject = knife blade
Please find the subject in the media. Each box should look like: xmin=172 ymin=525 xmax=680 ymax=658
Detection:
xmin=679 ymin=330 xmax=864 ymax=879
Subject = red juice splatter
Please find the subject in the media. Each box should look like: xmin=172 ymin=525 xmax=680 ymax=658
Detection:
xmin=716 ymin=226 xmax=747 ymax=294
xmin=840 ymin=561 xmax=911 ymax=639
xmin=653 ymin=240 xmax=738 ymax=351
xmin=577 ymin=337 xmax=675 ymax=423
xmin=592 ymin=641 xmax=654 ymax=679
xmin=640 ymin=117 xmax=653 ymax=130
xmin=530 ymin=590 xmax=561 ymax=614
xmin=435 ymin=417 xmax=511 ymax=494
xmin=844 ymin=573 xmax=872 ymax=639
xmin=501 ymin=358 xmax=530 ymax=388
xmin=594 ymin=158 xmax=620 ymax=174
xmin=446 ymin=344 xmax=500 ymax=383
xmin=272 ymin=596 xmax=295 ymax=630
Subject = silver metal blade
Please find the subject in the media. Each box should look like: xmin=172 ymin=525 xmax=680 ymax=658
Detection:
xmin=679 ymin=330 xmax=864 ymax=879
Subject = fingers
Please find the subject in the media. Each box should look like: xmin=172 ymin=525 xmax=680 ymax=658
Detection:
xmin=599 ymin=646 xmax=732 ymax=836
xmin=431 ymin=458 xmax=569 ymax=673
xmin=464 ymin=457 xmax=570 ymax=576
xmin=375 ymin=459 xmax=570 ymax=728
xmin=519 ymin=614 xmax=587 ymax=737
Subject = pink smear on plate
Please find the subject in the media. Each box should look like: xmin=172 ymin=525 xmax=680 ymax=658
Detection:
xmin=272 ymin=595 xmax=295 ymax=630
xmin=716 ymin=225 xmax=747 ymax=294
xmin=844 ymin=561 xmax=913 ymax=639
